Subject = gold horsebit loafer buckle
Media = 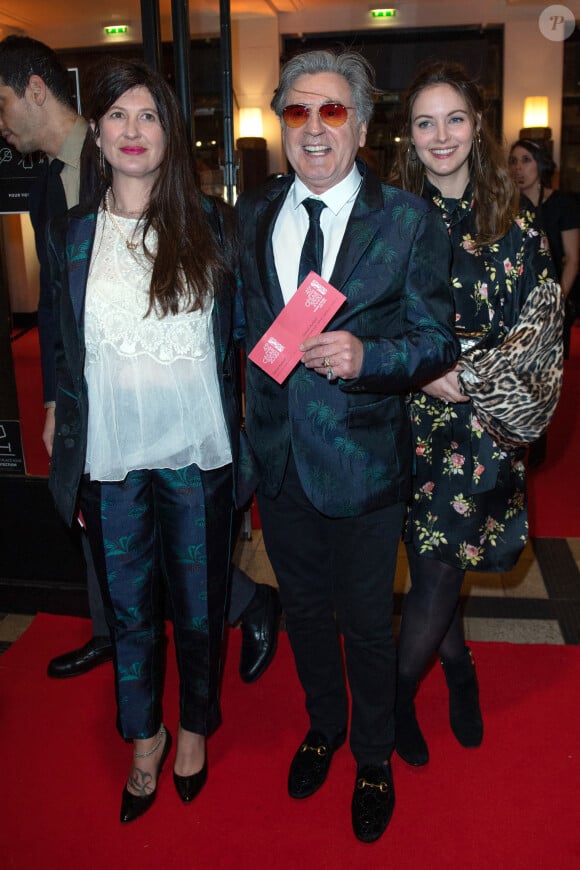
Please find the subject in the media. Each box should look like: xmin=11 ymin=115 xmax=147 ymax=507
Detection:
xmin=356 ymin=776 xmax=389 ymax=793
xmin=300 ymin=742 xmax=328 ymax=757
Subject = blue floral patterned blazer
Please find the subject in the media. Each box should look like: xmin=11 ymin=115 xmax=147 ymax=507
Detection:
xmin=46 ymin=196 xmax=252 ymax=526
xmin=236 ymin=159 xmax=459 ymax=517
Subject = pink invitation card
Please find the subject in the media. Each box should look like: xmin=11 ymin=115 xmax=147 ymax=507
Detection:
xmin=248 ymin=272 xmax=346 ymax=384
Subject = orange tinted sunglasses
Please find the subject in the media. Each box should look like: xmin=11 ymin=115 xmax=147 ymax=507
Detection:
xmin=282 ymin=103 xmax=354 ymax=128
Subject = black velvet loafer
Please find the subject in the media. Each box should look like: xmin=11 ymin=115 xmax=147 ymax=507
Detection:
xmin=288 ymin=729 xmax=346 ymax=799
xmin=351 ymin=762 xmax=395 ymax=844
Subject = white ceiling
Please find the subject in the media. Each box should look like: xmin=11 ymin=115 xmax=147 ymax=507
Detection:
xmin=1 ymin=0 xmax=339 ymax=48
xmin=0 ymin=0 xmax=569 ymax=51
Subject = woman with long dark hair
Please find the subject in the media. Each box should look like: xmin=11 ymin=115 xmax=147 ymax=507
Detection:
xmin=508 ymin=139 xmax=580 ymax=452
xmin=390 ymin=62 xmax=558 ymax=766
xmin=46 ymin=58 xmax=246 ymax=821
xmin=509 ymin=138 xmax=579 ymax=312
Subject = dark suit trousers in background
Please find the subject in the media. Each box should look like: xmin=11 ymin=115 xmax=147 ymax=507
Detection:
xmin=29 ymin=161 xmax=110 ymax=641
xmin=257 ymin=451 xmax=404 ymax=766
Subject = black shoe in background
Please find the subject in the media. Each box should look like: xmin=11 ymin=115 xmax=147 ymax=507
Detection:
xmin=239 ymin=583 xmax=281 ymax=683
xmin=47 ymin=636 xmax=113 ymax=678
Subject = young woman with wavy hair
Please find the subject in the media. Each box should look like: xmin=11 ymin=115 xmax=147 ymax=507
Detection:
xmin=390 ymin=62 xmax=557 ymax=767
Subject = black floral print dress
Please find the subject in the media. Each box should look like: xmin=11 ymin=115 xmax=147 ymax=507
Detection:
xmin=405 ymin=181 xmax=557 ymax=572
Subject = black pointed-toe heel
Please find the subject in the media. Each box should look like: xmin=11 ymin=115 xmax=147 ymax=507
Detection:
xmin=120 ymin=726 xmax=172 ymax=823
xmin=173 ymin=758 xmax=208 ymax=803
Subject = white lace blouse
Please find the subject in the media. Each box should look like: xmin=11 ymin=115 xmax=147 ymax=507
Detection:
xmin=83 ymin=209 xmax=232 ymax=482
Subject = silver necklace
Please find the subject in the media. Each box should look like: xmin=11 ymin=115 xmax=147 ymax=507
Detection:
xmin=104 ymin=188 xmax=141 ymax=251
xmin=111 ymin=194 xmax=143 ymax=217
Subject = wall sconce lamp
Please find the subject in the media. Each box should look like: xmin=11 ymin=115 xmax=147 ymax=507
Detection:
xmin=520 ymin=96 xmax=551 ymax=141
xmin=238 ymin=108 xmax=264 ymax=139
xmin=237 ymin=108 xmax=267 ymax=194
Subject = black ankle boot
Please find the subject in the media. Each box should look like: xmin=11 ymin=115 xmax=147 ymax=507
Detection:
xmin=441 ymin=647 xmax=483 ymax=748
xmin=395 ymin=677 xmax=429 ymax=766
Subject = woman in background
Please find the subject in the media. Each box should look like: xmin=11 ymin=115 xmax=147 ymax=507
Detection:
xmin=509 ymin=138 xmax=580 ymax=464
xmin=390 ymin=62 xmax=558 ymax=767
xmin=509 ymin=139 xmax=579 ymax=320
xmin=47 ymin=59 xmax=245 ymax=822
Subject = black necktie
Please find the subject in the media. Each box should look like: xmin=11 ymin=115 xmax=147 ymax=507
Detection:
xmin=46 ymin=158 xmax=67 ymax=219
xmin=30 ymin=158 xmax=67 ymax=262
xmin=298 ymin=197 xmax=327 ymax=286
xmin=34 ymin=158 xmax=66 ymax=228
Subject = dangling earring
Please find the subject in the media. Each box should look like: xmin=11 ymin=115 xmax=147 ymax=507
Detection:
xmin=98 ymin=146 xmax=105 ymax=176
xmin=471 ymin=132 xmax=484 ymax=176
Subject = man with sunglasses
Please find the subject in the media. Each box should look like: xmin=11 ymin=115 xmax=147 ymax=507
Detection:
xmin=236 ymin=49 xmax=458 ymax=843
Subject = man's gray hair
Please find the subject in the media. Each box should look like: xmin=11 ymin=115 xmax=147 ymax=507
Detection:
xmin=271 ymin=49 xmax=377 ymax=127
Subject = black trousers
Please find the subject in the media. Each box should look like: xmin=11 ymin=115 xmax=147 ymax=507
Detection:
xmin=258 ymin=453 xmax=404 ymax=766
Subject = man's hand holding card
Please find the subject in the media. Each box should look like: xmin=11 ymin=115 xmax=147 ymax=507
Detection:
xmin=248 ymin=272 xmax=347 ymax=384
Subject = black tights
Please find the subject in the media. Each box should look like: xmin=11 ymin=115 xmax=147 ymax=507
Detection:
xmin=398 ymin=545 xmax=466 ymax=685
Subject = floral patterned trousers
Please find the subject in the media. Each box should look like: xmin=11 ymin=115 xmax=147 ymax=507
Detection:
xmin=81 ymin=463 xmax=233 ymax=739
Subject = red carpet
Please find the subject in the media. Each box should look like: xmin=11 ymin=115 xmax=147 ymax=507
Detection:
xmin=527 ymin=327 xmax=580 ymax=537
xmin=10 ymin=327 xmax=49 ymax=478
xmin=1 ymin=615 xmax=579 ymax=869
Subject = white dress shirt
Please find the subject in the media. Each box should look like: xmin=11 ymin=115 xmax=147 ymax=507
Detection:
xmin=272 ymin=165 xmax=362 ymax=304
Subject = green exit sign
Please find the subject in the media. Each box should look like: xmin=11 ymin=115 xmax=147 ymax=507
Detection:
xmin=371 ymin=9 xmax=397 ymax=18
xmin=104 ymin=25 xmax=129 ymax=35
